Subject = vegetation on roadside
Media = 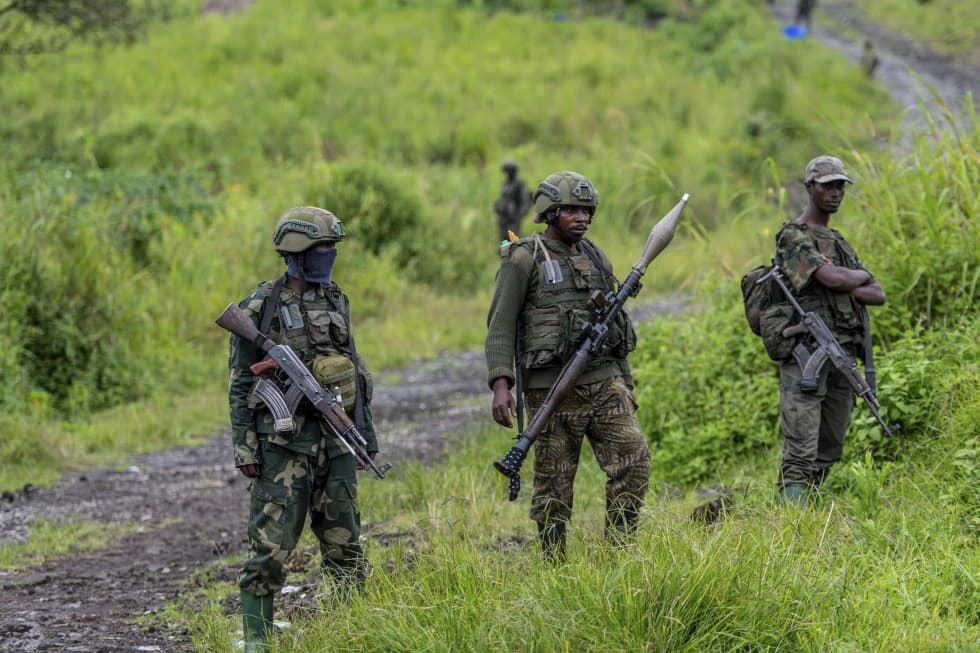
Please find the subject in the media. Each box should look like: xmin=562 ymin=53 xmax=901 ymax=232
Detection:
xmin=0 ymin=0 xmax=895 ymax=489
xmin=841 ymin=0 xmax=980 ymax=62
xmin=2 ymin=1 xmax=978 ymax=649
xmin=0 ymin=520 xmax=138 ymax=569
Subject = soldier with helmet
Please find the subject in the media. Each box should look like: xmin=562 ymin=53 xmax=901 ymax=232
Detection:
xmin=493 ymin=159 xmax=533 ymax=243
xmin=227 ymin=207 xmax=378 ymax=651
xmin=485 ymin=171 xmax=651 ymax=560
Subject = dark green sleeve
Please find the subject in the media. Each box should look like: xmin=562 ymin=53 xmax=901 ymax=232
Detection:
xmin=484 ymin=244 xmax=532 ymax=388
xmin=227 ymin=289 xmax=268 ymax=467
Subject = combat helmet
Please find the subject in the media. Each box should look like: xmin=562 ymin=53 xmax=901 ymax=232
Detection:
xmin=272 ymin=206 xmax=346 ymax=254
xmin=532 ymin=171 xmax=598 ymax=221
xmin=501 ymin=159 xmax=519 ymax=173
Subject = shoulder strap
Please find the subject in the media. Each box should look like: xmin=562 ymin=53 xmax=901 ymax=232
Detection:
xmin=259 ymin=275 xmax=287 ymax=336
xmin=579 ymin=239 xmax=614 ymax=277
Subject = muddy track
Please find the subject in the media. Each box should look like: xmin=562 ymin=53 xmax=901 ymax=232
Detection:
xmin=1 ymin=5 xmax=977 ymax=651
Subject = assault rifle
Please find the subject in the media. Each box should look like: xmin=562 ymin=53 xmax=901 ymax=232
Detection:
xmin=216 ymin=303 xmax=392 ymax=478
xmin=758 ymin=265 xmax=896 ymax=438
xmin=493 ymin=193 xmax=690 ymax=501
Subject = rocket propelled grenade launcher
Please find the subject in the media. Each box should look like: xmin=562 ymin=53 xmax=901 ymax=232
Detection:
xmin=216 ymin=303 xmax=392 ymax=479
xmin=493 ymin=193 xmax=690 ymax=501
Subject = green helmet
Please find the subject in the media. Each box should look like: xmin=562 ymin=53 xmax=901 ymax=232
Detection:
xmin=501 ymin=159 xmax=519 ymax=173
xmin=272 ymin=206 xmax=346 ymax=254
xmin=532 ymin=171 xmax=598 ymax=218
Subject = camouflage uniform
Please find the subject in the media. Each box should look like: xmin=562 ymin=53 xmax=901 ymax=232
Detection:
xmin=229 ymin=280 xmax=376 ymax=596
xmin=774 ymin=219 xmax=871 ymax=488
xmin=485 ymin=232 xmax=650 ymax=543
xmin=493 ymin=162 xmax=532 ymax=243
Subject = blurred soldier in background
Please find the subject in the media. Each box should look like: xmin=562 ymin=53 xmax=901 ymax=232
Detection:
xmin=227 ymin=207 xmax=378 ymax=651
xmin=861 ymin=40 xmax=880 ymax=78
xmin=494 ymin=159 xmax=533 ymax=244
xmin=794 ymin=0 xmax=816 ymax=33
xmin=485 ymin=171 xmax=650 ymax=560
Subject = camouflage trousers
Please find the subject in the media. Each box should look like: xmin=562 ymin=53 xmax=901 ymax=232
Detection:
xmin=524 ymin=376 xmax=650 ymax=532
xmin=779 ymin=357 xmax=854 ymax=487
xmin=239 ymin=441 xmax=363 ymax=597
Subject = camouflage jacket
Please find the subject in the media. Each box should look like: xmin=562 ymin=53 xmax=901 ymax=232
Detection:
xmin=227 ymin=277 xmax=376 ymax=468
xmin=775 ymin=219 xmax=872 ymax=345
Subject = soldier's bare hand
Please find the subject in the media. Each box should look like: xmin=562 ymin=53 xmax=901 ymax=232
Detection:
xmin=239 ymin=464 xmax=261 ymax=479
xmin=491 ymin=378 xmax=517 ymax=428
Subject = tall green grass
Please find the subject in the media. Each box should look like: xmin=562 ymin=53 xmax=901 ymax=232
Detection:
xmin=0 ymin=0 xmax=899 ymax=488
xmin=630 ymin=103 xmax=979 ymax=490
xmin=184 ymin=426 xmax=979 ymax=651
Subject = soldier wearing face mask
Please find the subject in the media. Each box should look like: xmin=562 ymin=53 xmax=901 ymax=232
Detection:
xmin=227 ymin=206 xmax=377 ymax=651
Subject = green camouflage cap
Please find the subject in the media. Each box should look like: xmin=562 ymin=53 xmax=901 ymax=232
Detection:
xmin=804 ymin=156 xmax=853 ymax=184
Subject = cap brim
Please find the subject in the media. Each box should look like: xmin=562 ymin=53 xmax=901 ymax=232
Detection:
xmin=814 ymin=173 xmax=853 ymax=184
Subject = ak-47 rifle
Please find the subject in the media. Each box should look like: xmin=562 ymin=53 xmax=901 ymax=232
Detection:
xmin=493 ymin=193 xmax=690 ymax=501
xmin=758 ymin=264 xmax=896 ymax=438
xmin=216 ymin=303 xmax=392 ymax=478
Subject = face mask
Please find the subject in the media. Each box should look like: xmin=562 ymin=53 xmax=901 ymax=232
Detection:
xmin=287 ymin=247 xmax=338 ymax=284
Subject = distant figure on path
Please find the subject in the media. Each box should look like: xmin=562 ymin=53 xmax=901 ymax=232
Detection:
xmin=861 ymin=40 xmax=880 ymax=77
xmin=493 ymin=160 xmax=532 ymax=244
xmin=794 ymin=0 xmax=816 ymax=33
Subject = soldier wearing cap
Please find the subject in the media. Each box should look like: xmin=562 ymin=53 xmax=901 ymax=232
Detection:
xmin=493 ymin=160 xmax=533 ymax=244
xmin=485 ymin=171 xmax=650 ymax=559
xmin=227 ymin=207 xmax=378 ymax=651
xmin=773 ymin=156 xmax=886 ymax=503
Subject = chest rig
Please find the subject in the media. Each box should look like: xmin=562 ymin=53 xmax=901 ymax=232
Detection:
xmin=516 ymin=235 xmax=636 ymax=370
xmin=780 ymin=223 xmax=865 ymax=343
xmin=248 ymin=277 xmax=361 ymax=434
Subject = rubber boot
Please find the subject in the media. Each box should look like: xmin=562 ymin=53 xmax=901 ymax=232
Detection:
xmin=322 ymin=545 xmax=367 ymax=605
xmin=779 ymin=482 xmax=808 ymax=505
xmin=537 ymin=521 xmax=566 ymax=562
xmin=606 ymin=501 xmax=639 ymax=544
xmin=240 ymin=589 xmax=273 ymax=653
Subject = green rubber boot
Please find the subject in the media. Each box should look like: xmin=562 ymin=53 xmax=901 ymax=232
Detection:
xmin=241 ymin=590 xmax=274 ymax=653
xmin=780 ymin=482 xmax=808 ymax=505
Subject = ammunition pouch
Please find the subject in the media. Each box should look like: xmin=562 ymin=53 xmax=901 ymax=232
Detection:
xmin=759 ymin=303 xmax=796 ymax=361
xmin=312 ymin=354 xmax=357 ymax=412
xmin=519 ymin=306 xmax=635 ymax=368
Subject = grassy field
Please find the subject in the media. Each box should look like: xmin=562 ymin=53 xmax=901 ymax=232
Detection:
xmin=0 ymin=1 xmax=977 ymax=650
xmin=0 ymin=0 xmax=898 ymax=489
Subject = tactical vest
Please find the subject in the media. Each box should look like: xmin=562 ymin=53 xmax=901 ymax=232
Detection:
xmin=777 ymin=223 xmax=865 ymax=344
xmin=516 ymin=236 xmax=636 ymax=371
xmin=249 ymin=280 xmax=366 ymax=440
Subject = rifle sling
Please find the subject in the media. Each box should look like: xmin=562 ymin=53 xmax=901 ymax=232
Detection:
xmin=258 ymin=275 xmax=287 ymax=338
xmin=324 ymin=293 xmax=367 ymax=431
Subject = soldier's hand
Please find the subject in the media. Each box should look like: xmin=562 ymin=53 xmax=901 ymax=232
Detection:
xmin=356 ymin=452 xmax=377 ymax=471
xmin=491 ymin=378 xmax=517 ymax=428
xmin=239 ymin=464 xmax=261 ymax=479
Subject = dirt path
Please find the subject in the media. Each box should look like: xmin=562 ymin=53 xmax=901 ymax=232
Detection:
xmin=1 ymin=6 xmax=977 ymax=651
xmin=772 ymin=1 xmax=978 ymax=130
